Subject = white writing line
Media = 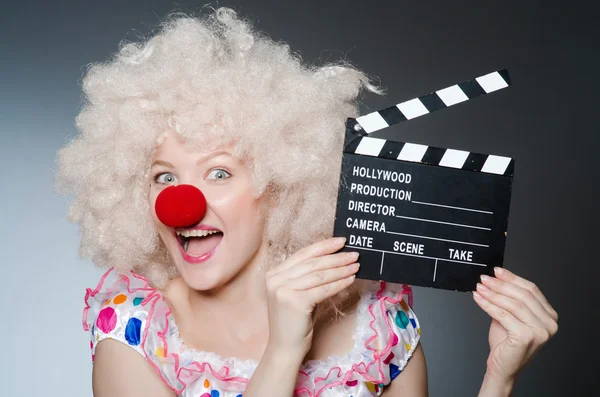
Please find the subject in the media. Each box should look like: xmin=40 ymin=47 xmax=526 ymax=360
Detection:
xmin=386 ymin=231 xmax=489 ymax=247
xmin=412 ymin=200 xmax=493 ymax=214
xmin=345 ymin=245 xmax=487 ymax=266
xmin=433 ymin=259 xmax=438 ymax=282
xmin=380 ymin=252 xmax=385 ymax=275
xmin=395 ymin=214 xmax=491 ymax=230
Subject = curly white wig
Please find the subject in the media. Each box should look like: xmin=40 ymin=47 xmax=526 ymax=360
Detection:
xmin=56 ymin=7 xmax=379 ymax=298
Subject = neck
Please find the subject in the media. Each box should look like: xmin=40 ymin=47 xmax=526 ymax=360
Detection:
xmin=187 ymin=244 xmax=271 ymax=336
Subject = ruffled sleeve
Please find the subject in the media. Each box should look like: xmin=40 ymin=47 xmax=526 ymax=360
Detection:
xmin=294 ymin=280 xmax=421 ymax=397
xmin=369 ymin=281 xmax=421 ymax=384
xmin=84 ymin=268 xmax=191 ymax=393
xmin=83 ymin=268 xmax=159 ymax=361
xmin=84 ymin=271 xmax=420 ymax=397
xmin=83 ymin=268 xmax=253 ymax=396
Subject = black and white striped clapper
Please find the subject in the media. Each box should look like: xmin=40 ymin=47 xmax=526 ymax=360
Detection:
xmin=333 ymin=70 xmax=514 ymax=292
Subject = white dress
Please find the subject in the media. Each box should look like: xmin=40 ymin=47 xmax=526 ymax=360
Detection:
xmin=84 ymin=268 xmax=421 ymax=397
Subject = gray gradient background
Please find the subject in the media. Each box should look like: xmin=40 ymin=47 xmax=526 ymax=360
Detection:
xmin=1 ymin=0 xmax=597 ymax=396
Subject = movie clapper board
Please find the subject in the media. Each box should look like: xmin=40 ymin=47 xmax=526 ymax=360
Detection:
xmin=333 ymin=70 xmax=514 ymax=292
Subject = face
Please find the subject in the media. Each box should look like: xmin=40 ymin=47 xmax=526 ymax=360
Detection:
xmin=148 ymin=134 xmax=268 ymax=290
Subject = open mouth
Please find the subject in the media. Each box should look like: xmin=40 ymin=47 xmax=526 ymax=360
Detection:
xmin=175 ymin=228 xmax=223 ymax=262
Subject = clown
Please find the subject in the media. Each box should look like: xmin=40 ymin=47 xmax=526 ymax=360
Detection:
xmin=56 ymin=7 xmax=558 ymax=397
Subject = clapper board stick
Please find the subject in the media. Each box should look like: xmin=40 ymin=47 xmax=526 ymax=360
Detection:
xmin=334 ymin=70 xmax=514 ymax=292
xmin=354 ymin=69 xmax=511 ymax=134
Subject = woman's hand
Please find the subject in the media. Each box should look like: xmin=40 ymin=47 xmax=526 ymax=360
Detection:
xmin=245 ymin=238 xmax=358 ymax=397
xmin=264 ymin=237 xmax=359 ymax=356
xmin=473 ymin=267 xmax=558 ymax=394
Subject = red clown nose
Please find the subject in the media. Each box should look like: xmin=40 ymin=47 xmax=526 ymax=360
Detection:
xmin=155 ymin=184 xmax=207 ymax=228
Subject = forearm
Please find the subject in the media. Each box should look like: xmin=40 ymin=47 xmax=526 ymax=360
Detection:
xmin=243 ymin=345 xmax=304 ymax=397
xmin=477 ymin=372 xmax=516 ymax=397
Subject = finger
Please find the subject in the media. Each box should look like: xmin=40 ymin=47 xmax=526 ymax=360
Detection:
xmin=289 ymin=262 xmax=359 ymax=290
xmin=480 ymin=274 xmax=556 ymax=329
xmin=286 ymin=251 xmax=359 ymax=280
xmin=494 ymin=267 xmax=558 ymax=322
xmin=268 ymin=251 xmax=357 ymax=288
xmin=269 ymin=237 xmax=347 ymax=277
xmin=473 ymin=291 xmax=528 ymax=335
xmin=476 ymin=283 xmax=545 ymax=329
xmin=302 ymin=274 xmax=356 ymax=304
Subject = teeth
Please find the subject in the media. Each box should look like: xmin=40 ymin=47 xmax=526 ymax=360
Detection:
xmin=183 ymin=238 xmax=189 ymax=252
xmin=176 ymin=229 xmax=220 ymax=238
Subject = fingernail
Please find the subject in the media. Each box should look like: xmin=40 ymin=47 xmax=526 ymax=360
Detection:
xmin=494 ymin=267 xmax=504 ymax=276
xmin=349 ymin=251 xmax=360 ymax=259
xmin=473 ymin=291 xmax=483 ymax=300
xmin=476 ymin=283 xmax=489 ymax=293
xmin=480 ymin=274 xmax=491 ymax=283
xmin=334 ymin=237 xmax=346 ymax=244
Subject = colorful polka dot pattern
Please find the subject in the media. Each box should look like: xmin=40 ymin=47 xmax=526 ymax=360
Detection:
xmin=366 ymin=382 xmax=377 ymax=393
xmin=383 ymin=352 xmax=394 ymax=364
xmin=399 ymin=299 xmax=410 ymax=312
xmin=96 ymin=307 xmax=117 ymax=333
xmin=125 ymin=317 xmax=142 ymax=346
xmin=96 ymin=291 xmax=144 ymax=346
xmin=395 ymin=311 xmax=409 ymax=329
xmin=113 ymin=294 xmax=127 ymax=304
xmin=86 ymin=270 xmax=420 ymax=397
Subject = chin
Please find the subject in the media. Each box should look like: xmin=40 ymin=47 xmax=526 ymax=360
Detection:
xmin=169 ymin=246 xmax=223 ymax=287
xmin=166 ymin=243 xmax=236 ymax=289
xmin=176 ymin=261 xmax=238 ymax=291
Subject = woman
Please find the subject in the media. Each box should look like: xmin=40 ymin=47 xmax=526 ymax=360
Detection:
xmin=57 ymin=8 xmax=558 ymax=397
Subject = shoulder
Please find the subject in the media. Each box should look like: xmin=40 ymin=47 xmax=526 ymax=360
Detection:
xmin=83 ymin=268 xmax=181 ymax=393
xmin=83 ymin=268 xmax=159 ymax=359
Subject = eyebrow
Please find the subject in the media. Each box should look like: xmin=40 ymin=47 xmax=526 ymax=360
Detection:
xmin=150 ymin=160 xmax=175 ymax=168
xmin=196 ymin=150 xmax=232 ymax=165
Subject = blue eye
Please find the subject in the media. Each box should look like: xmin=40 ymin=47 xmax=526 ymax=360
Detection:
xmin=155 ymin=173 xmax=177 ymax=184
xmin=207 ymin=169 xmax=231 ymax=180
